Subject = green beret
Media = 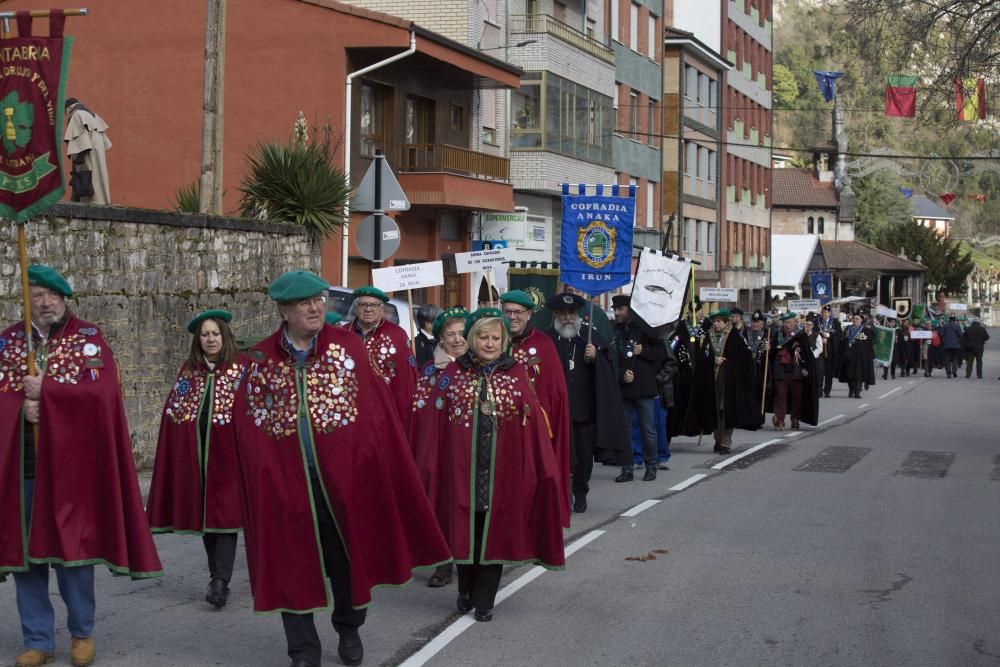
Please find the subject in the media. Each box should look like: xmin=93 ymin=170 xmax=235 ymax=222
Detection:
xmin=780 ymin=311 xmax=798 ymax=321
xmin=464 ymin=307 xmax=510 ymax=338
xmin=187 ymin=309 xmax=232 ymax=334
xmin=325 ymin=311 xmax=343 ymax=325
xmin=27 ymin=264 xmax=72 ymax=297
xmin=432 ymin=307 xmax=468 ymax=338
xmin=500 ymin=290 xmax=535 ymax=310
xmin=268 ymin=270 xmax=329 ymax=303
xmin=352 ymin=285 xmax=389 ymax=303
xmin=710 ymin=308 xmax=732 ymax=320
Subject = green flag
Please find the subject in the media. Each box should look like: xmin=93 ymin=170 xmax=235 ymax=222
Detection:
xmin=873 ymin=325 xmax=896 ymax=366
xmin=507 ymin=265 xmax=559 ymax=331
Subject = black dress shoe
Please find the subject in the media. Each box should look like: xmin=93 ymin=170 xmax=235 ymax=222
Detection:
xmin=206 ymin=577 xmax=229 ymax=609
xmin=718 ymin=446 xmax=731 ymax=454
xmin=642 ymin=467 xmax=656 ymax=481
xmin=289 ymin=660 xmax=318 ymax=667
xmin=456 ymin=593 xmax=473 ymax=613
xmin=614 ymin=470 xmax=633 ymax=483
xmin=474 ymin=608 xmax=493 ymax=622
xmin=572 ymin=497 xmax=587 ymax=513
xmin=337 ymin=629 xmax=363 ymax=666
xmin=427 ymin=563 xmax=453 ymax=588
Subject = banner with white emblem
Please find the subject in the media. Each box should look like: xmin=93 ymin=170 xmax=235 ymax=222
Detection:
xmin=629 ymin=249 xmax=691 ymax=328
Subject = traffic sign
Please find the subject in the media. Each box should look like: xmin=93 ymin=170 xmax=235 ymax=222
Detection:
xmin=351 ymin=153 xmax=410 ymax=212
xmin=355 ymin=214 xmax=401 ymax=263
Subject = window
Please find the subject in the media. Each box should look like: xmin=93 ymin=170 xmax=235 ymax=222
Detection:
xmin=630 ymin=3 xmax=638 ymax=51
xmin=359 ymin=82 xmax=390 ymax=157
xmin=481 ymin=127 xmax=497 ymax=145
xmin=699 ymin=73 xmax=710 ymax=106
xmin=818 ymin=216 xmax=825 ymax=234
xmin=586 ymin=18 xmax=596 ymax=39
xmin=708 ymin=222 xmax=717 ymax=253
xmin=647 ymin=100 xmax=655 ymax=145
xmin=406 ymin=95 xmax=435 ymax=144
xmin=698 ymin=220 xmax=707 ymax=253
xmin=684 ymin=218 xmax=696 ymax=252
xmin=613 ymin=86 xmax=619 ymax=110
xmin=611 ymin=0 xmax=619 ymax=42
xmin=450 ymin=104 xmax=464 ymax=131
xmin=685 ymin=142 xmax=696 ymax=176
xmin=708 ymin=149 xmax=717 ymax=182
xmin=629 ymin=92 xmax=638 ymax=140
xmin=698 ymin=146 xmax=709 ymax=180
xmin=647 ymin=14 xmax=656 ymax=59
xmin=709 ymin=80 xmax=718 ymax=109
xmin=646 ymin=183 xmax=654 ymax=228
xmin=807 ymin=216 xmax=815 ymax=234
xmin=685 ymin=66 xmax=697 ymax=100
xmin=511 ymin=76 xmax=542 ymax=148
xmin=630 ymin=177 xmax=639 ymax=227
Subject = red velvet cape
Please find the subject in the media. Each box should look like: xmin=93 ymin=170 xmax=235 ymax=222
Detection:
xmin=147 ymin=357 xmax=247 ymax=534
xmin=232 ymin=323 xmax=450 ymax=613
xmin=411 ymin=356 xmax=566 ymax=569
xmin=351 ymin=318 xmax=417 ymax=434
xmin=510 ymin=327 xmax=571 ymax=527
xmin=0 ymin=314 xmax=162 ymax=578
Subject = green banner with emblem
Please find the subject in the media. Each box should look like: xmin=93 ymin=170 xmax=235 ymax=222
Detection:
xmin=873 ymin=324 xmax=895 ymax=366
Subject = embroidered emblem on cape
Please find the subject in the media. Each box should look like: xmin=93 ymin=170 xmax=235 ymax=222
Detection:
xmin=576 ymin=219 xmax=616 ymax=269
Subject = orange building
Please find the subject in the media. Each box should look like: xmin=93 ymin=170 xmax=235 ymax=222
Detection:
xmin=2 ymin=0 xmax=520 ymax=304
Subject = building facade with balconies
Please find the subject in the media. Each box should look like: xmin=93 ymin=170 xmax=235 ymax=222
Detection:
xmin=661 ymin=27 xmax=729 ymax=294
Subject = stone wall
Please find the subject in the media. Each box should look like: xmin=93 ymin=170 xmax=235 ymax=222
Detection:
xmin=1 ymin=203 xmax=320 ymax=468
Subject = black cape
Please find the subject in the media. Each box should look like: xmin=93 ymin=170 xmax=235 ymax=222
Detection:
xmin=838 ymin=324 xmax=877 ymax=386
xmin=721 ymin=326 xmax=764 ymax=430
xmin=818 ymin=316 xmax=842 ymax=382
xmin=668 ymin=320 xmax=717 ymax=437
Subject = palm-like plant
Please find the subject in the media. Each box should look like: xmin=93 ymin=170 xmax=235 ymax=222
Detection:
xmin=238 ymin=141 xmax=350 ymax=240
xmin=172 ymin=180 xmax=200 ymax=213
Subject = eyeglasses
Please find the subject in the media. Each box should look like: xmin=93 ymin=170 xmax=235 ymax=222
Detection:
xmin=356 ymin=301 xmax=383 ymax=311
xmin=292 ymin=295 xmax=327 ymax=310
xmin=502 ymin=309 xmax=529 ymax=318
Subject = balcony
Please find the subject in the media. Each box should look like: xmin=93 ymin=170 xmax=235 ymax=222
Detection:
xmin=511 ymin=14 xmax=614 ymax=63
xmin=399 ymin=143 xmax=509 ymax=181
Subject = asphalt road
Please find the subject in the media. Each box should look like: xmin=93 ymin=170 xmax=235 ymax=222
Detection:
xmin=3 ymin=332 xmax=999 ymax=666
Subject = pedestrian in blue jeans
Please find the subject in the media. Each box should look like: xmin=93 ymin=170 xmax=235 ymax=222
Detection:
xmin=629 ymin=400 xmax=670 ymax=469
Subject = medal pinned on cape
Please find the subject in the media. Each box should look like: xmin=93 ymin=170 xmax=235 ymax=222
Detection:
xmin=569 ymin=359 xmax=575 ymax=371
xmin=480 ymin=399 xmax=495 ymax=415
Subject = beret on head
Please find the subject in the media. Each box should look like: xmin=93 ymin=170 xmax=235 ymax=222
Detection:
xmin=187 ymin=309 xmax=232 ymax=334
xmin=433 ymin=307 xmax=469 ymax=338
xmin=464 ymin=307 xmax=510 ymax=338
xmin=611 ymin=294 xmax=631 ymax=308
xmin=27 ymin=264 xmax=72 ymax=297
xmin=546 ymin=291 xmax=586 ymax=312
xmin=500 ymin=290 xmax=535 ymax=310
xmin=710 ymin=308 xmax=732 ymax=320
xmin=268 ymin=270 xmax=329 ymax=303
xmin=352 ymin=285 xmax=389 ymax=303
xmin=324 ymin=311 xmax=343 ymax=326
xmin=780 ymin=311 xmax=798 ymax=321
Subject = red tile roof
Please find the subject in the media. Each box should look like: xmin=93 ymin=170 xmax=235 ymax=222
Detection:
xmin=820 ymin=241 xmax=926 ymax=272
xmin=771 ymin=169 xmax=839 ymax=208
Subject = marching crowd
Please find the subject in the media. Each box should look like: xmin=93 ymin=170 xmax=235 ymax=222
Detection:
xmin=0 ymin=265 xmax=991 ymax=667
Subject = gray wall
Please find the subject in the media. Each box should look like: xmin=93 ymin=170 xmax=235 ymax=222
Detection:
xmin=1 ymin=203 xmax=320 ymax=468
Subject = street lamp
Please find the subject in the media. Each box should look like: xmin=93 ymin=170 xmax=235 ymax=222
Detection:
xmin=478 ymin=39 xmax=538 ymax=52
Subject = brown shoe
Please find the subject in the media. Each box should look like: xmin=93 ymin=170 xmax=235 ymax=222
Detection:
xmin=71 ymin=637 xmax=95 ymax=667
xmin=15 ymin=649 xmax=55 ymax=667
xmin=771 ymin=416 xmax=784 ymax=430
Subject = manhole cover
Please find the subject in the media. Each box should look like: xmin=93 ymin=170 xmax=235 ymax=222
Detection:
xmin=894 ymin=451 xmax=955 ymax=479
xmin=795 ymin=446 xmax=871 ymax=473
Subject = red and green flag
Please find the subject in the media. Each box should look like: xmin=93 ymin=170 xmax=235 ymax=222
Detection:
xmin=885 ymin=75 xmax=918 ymax=117
xmin=956 ymin=78 xmax=986 ymax=121
xmin=0 ymin=11 xmax=73 ymax=221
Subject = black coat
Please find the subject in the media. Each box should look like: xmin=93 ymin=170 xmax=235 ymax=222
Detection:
xmin=414 ymin=331 xmax=437 ymax=368
xmin=721 ymin=326 xmax=764 ymax=430
xmin=838 ymin=324 xmax=877 ymax=385
xmin=668 ymin=320 xmax=717 ymax=437
xmin=818 ymin=315 xmax=842 ymax=377
xmin=612 ymin=320 xmax=667 ymax=400
xmin=962 ymin=322 xmax=990 ymax=354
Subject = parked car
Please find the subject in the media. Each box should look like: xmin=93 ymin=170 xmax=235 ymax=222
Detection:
xmin=327 ymin=286 xmax=419 ymax=336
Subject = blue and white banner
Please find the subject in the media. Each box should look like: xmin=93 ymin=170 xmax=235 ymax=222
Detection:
xmin=559 ymin=183 xmax=635 ymax=296
xmin=810 ymin=272 xmax=833 ymax=305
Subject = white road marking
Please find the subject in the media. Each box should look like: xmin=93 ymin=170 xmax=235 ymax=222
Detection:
xmin=816 ymin=414 xmax=845 ymax=427
xmin=711 ymin=439 xmax=782 ymax=470
xmin=858 ymin=403 xmax=869 ymax=409
xmin=669 ymin=474 xmax=707 ymax=491
xmin=784 ymin=431 xmax=803 ymax=437
xmin=878 ymin=387 xmax=902 ymax=399
xmin=400 ymin=530 xmax=606 ymax=667
xmin=620 ymin=499 xmax=660 ymax=517
xmin=908 ymin=380 xmax=916 ymax=385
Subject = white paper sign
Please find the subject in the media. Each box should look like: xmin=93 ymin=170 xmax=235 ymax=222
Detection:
xmin=946 ymin=302 xmax=968 ymax=311
xmin=631 ymin=250 xmax=691 ymax=327
xmin=700 ymin=287 xmax=739 ymax=302
xmin=371 ymin=261 xmax=444 ymax=293
xmin=454 ymin=247 xmax=515 ymax=274
xmin=909 ymin=330 xmax=932 ymax=340
xmin=875 ymin=305 xmax=900 ymax=318
xmin=788 ymin=299 xmax=822 ymax=313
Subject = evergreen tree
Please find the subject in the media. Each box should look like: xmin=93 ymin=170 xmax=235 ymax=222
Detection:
xmin=853 ymin=171 xmax=912 ymax=244
xmin=876 ymin=219 xmax=975 ymax=293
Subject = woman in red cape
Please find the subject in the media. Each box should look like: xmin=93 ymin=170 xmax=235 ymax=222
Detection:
xmin=231 ymin=269 xmax=450 ymax=667
xmin=147 ymin=309 xmax=246 ymax=609
xmin=412 ymin=308 xmax=566 ymax=623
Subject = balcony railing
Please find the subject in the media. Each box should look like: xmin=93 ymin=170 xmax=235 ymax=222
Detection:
xmin=398 ymin=143 xmax=509 ymax=181
xmin=510 ymin=14 xmax=614 ymax=63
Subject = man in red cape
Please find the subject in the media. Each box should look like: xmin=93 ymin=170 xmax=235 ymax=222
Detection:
xmin=500 ymin=290 xmax=571 ymax=527
xmin=233 ymin=270 xmax=449 ymax=667
xmin=0 ymin=265 xmax=162 ymax=667
xmin=347 ymin=285 xmax=417 ymax=433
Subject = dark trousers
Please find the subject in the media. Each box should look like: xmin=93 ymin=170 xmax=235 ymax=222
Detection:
xmin=622 ymin=397 xmax=658 ymax=468
xmin=202 ymin=532 xmax=237 ymax=582
xmin=965 ymin=351 xmax=984 ymax=378
xmin=944 ymin=348 xmax=961 ymax=377
xmin=570 ymin=421 xmax=596 ymax=499
xmin=774 ymin=378 xmax=802 ymax=421
xmin=813 ymin=357 xmax=825 ymax=397
xmin=456 ymin=512 xmax=503 ymax=613
xmin=282 ymin=478 xmax=367 ymax=666
xmin=823 ymin=356 xmax=835 ymax=395
xmin=849 ymin=380 xmax=863 ymax=396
